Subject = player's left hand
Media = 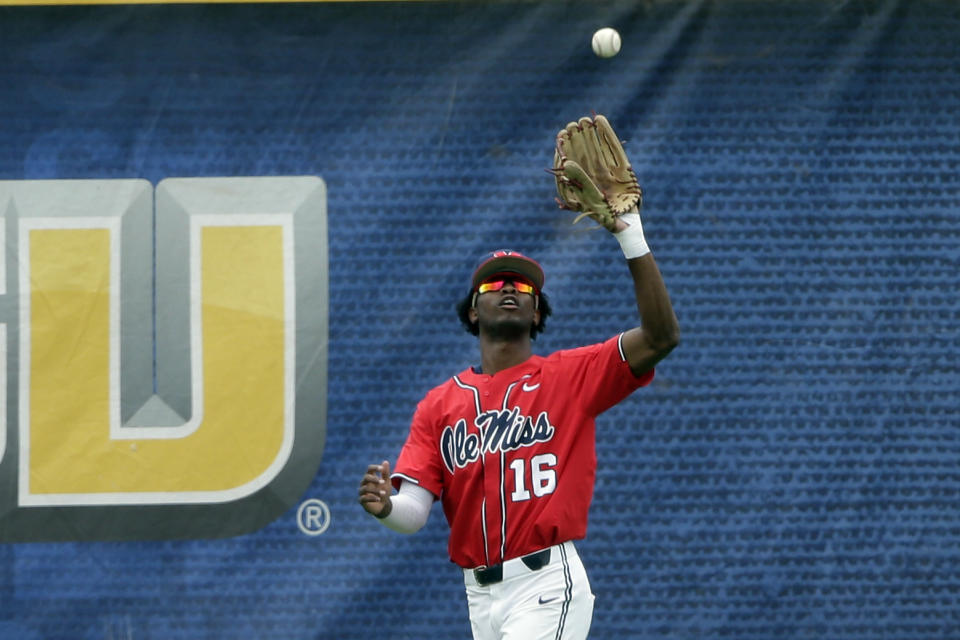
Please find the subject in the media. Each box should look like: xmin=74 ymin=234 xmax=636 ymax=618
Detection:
xmin=551 ymin=114 xmax=642 ymax=232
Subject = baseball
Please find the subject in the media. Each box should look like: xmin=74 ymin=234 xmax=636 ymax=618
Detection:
xmin=591 ymin=27 xmax=621 ymax=58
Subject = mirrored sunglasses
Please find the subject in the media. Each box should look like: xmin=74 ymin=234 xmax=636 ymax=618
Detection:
xmin=477 ymin=279 xmax=536 ymax=295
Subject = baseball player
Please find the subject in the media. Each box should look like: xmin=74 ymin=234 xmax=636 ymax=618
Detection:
xmin=358 ymin=114 xmax=680 ymax=639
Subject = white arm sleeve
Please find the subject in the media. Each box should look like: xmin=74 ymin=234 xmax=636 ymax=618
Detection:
xmin=377 ymin=480 xmax=433 ymax=534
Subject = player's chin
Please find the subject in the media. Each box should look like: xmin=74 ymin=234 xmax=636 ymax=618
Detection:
xmin=485 ymin=316 xmax=535 ymax=339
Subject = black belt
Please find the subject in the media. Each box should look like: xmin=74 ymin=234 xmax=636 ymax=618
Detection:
xmin=472 ymin=548 xmax=552 ymax=587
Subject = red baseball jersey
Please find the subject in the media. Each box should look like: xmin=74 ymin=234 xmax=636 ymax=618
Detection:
xmin=392 ymin=333 xmax=654 ymax=569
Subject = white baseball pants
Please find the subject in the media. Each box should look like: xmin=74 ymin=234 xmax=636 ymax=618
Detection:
xmin=463 ymin=541 xmax=595 ymax=640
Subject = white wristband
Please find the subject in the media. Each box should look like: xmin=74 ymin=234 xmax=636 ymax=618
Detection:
xmin=613 ymin=212 xmax=650 ymax=259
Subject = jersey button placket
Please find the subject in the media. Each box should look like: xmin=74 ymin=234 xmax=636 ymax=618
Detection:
xmin=481 ymin=382 xmax=506 ymax=566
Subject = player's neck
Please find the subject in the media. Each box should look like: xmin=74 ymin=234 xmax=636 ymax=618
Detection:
xmin=477 ymin=336 xmax=532 ymax=375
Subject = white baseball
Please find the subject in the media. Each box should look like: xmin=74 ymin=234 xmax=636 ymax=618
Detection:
xmin=591 ymin=27 xmax=621 ymax=58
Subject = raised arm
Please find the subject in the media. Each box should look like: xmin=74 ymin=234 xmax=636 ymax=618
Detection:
xmin=613 ymin=212 xmax=680 ymax=376
xmin=552 ymin=114 xmax=679 ymax=376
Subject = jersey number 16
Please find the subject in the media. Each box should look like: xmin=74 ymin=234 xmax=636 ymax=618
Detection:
xmin=508 ymin=453 xmax=557 ymax=502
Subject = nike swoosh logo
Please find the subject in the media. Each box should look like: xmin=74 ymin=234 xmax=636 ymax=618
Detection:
xmin=538 ymin=595 xmax=560 ymax=605
xmin=522 ymin=382 xmax=540 ymax=392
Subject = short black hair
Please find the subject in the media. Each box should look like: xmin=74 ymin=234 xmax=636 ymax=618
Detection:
xmin=456 ymin=289 xmax=552 ymax=339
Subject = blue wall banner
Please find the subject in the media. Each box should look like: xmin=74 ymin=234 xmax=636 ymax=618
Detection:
xmin=1 ymin=1 xmax=958 ymax=639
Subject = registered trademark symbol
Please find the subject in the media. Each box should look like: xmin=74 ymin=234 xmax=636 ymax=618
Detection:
xmin=297 ymin=498 xmax=331 ymax=536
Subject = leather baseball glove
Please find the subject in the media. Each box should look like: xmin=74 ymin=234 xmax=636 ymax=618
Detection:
xmin=551 ymin=114 xmax=642 ymax=231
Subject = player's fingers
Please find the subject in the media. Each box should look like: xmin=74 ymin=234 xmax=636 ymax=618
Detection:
xmin=359 ymin=472 xmax=382 ymax=488
xmin=359 ymin=462 xmax=391 ymax=510
xmin=378 ymin=464 xmax=392 ymax=497
xmin=358 ymin=475 xmax=381 ymax=491
xmin=358 ymin=482 xmax=388 ymax=502
xmin=363 ymin=462 xmax=388 ymax=480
